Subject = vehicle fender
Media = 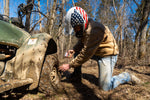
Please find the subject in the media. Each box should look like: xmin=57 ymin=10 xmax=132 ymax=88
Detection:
xmin=13 ymin=33 xmax=57 ymax=90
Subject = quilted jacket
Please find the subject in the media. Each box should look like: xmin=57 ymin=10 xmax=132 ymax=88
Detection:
xmin=69 ymin=18 xmax=119 ymax=68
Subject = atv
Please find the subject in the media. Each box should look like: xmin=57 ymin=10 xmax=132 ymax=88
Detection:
xmin=0 ymin=20 xmax=63 ymax=95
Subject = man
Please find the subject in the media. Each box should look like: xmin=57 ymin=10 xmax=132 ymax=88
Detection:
xmin=59 ymin=6 xmax=142 ymax=91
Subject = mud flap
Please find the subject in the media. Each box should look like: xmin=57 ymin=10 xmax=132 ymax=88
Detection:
xmin=0 ymin=78 xmax=33 ymax=93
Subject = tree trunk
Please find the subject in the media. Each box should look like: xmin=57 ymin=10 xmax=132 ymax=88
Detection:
xmin=49 ymin=0 xmax=57 ymax=35
xmin=139 ymin=0 xmax=150 ymax=59
xmin=38 ymin=0 xmax=42 ymax=32
xmin=57 ymin=0 xmax=65 ymax=58
xmin=134 ymin=31 xmax=140 ymax=59
xmin=25 ymin=0 xmax=34 ymax=32
xmin=4 ymin=0 xmax=9 ymax=17
xmin=146 ymin=27 xmax=150 ymax=43
xmin=133 ymin=0 xmax=150 ymax=60
xmin=113 ymin=0 xmax=125 ymax=55
xmin=58 ymin=0 xmax=65 ymax=36
xmin=139 ymin=24 xmax=147 ymax=59
xmin=72 ymin=0 xmax=75 ymax=6
xmin=119 ymin=23 xmax=123 ymax=55
xmin=46 ymin=0 xmax=50 ymax=33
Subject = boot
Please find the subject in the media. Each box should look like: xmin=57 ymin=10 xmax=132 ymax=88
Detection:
xmin=126 ymin=70 xmax=143 ymax=85
xmin=68 ymin=66 xmax=82 ymax=83
xmin=129 ymin=73 xmax=143 ymax=85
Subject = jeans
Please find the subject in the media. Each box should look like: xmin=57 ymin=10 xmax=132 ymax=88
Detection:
xmin=74 ymin=53 xmax=131 ymax=91
xmin=92 ymin=55 xmax=131 ymax=91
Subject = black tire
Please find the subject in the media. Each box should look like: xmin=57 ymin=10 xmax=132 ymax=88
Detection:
xmin=38 ymin=54 xmax=64 ymax=94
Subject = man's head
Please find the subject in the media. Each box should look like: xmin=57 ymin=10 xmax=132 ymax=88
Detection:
xmin=65 ymin=6 xmax=88 ymax=38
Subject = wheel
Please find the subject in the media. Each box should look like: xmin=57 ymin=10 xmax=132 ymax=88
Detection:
xmin=38 ymin=54 xmax=64 ymax=94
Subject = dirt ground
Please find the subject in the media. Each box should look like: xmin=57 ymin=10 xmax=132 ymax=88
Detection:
xmin=1 ymin=60 xmax=150 ymax=100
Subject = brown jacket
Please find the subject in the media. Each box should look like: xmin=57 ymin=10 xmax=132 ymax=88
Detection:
xmin=69 ymin=18 xmax=119 ymax=68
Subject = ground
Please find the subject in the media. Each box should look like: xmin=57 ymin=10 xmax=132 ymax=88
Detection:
xmin=1 ymin=60 xmax=150 ymax=100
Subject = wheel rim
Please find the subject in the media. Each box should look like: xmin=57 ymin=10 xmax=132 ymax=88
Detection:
xmin=50 ymin=67 xmax=58 ymax=84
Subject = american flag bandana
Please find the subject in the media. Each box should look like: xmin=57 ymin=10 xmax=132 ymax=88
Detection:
xmin=64 ymin=6 xmax=88 ymax=35
xmin=71 ymin=9 xmax=84 ymax=28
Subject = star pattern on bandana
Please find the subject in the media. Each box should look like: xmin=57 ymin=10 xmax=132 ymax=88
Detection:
xmin=71 ymin=9 xmax=84 ymax=28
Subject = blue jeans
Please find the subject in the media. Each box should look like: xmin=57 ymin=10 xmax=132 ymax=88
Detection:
xmin=92 ymin=55 xmax=131 ymax=91
xmin=74 ymin=53 xmax=131 ymax=91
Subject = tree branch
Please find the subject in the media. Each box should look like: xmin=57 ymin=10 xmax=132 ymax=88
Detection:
xmin=32 ymin=10 xmax=49 ymax=19
xmin=29 ymin=17 xmax=44 ymax=32
xmin=113 ymin=0 xmax=119 ymax=20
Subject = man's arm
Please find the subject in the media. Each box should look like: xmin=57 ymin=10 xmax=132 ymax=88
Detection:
xmin=73 ymin=38 xmax=84 ymax=53
xmin=69 ymin=28 xmax=104 ymax=68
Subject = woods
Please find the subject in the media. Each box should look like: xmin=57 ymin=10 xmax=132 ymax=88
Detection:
xmin=0 ymin=0 xmax=150 ymax=65
xmin=0 ymin=0 xmax=150 ymax=99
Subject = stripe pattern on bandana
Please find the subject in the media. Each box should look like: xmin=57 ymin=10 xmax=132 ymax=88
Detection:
xmin=71 ymin=9 xmax=84 ymax=28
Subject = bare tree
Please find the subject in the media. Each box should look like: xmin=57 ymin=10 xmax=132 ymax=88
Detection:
xmin=48 ymin=0 xmax=57 ymax=35
xmin=3 ymin=0 xmax=9 ymax=18
xmin=72 ymin=0 xmax=75 ymax=6
xmin=25 ymin=0 xmax=34 ymax=32
xmin=134 ymin=0 xmax=150 ymax=59
xmin=113 ymin=0 xmax=126 ymax=55
xmin=146 ymin=27 xmax=150 ymax=43
xmin=56 ymin=0 xmax=65 ymax=58
xmin=138 ymin=0 xmax=150 ymax=59
xmin=38 ymin=0 xmax=42 ymax=31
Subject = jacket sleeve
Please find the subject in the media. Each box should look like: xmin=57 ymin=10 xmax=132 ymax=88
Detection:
xmin=69 ymin=27 xmax=104 ymax=68
xmin=73 ymin=38 xmax=84 ymax=52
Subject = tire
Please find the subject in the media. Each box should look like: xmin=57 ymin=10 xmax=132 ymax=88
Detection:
xmin=38 ymin=54 xmax=64 ymax=94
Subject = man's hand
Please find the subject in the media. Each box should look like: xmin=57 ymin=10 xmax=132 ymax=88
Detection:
xmin=59 ymin=64 xmax=70 ymax=72
xmin=65 ymin=50 xmax=75 ymax=58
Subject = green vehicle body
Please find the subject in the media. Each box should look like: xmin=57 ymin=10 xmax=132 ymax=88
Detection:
xmin=0 ymin=20 xmax=30 ymax=48
xmin=0 ymin=20 xmax=62 ymax=94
